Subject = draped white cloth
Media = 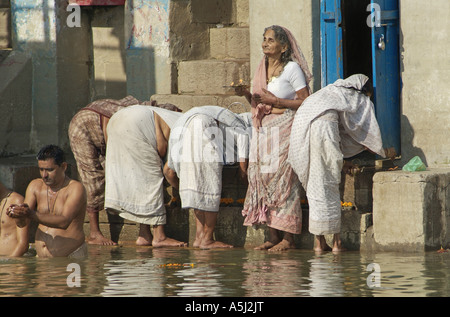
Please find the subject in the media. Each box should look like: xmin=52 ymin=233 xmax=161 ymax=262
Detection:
xmin=104 ymin=105 xmax=182 ymax=225
xmin=288 ymin=74 xmax=385 ymax=188
xmin=288 ymin=74 xmax=385 ymax=235
xmin=167 ymin=106 xmax=252 ymax=212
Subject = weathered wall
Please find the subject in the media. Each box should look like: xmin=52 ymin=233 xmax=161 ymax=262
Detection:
xmin=399 ymin=0 xmax=450 ymax=168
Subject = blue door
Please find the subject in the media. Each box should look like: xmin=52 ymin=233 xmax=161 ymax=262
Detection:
xmin=370 ymin=0 xmax=401 ymax=155
xmin=320 ymin=0 xmax=401 ymax=156
xmin=320 ymin=0 xmax=343 ymax=87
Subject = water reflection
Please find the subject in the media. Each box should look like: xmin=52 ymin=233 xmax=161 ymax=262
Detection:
xmin=1 ymin=246 xmax=450 ymax=297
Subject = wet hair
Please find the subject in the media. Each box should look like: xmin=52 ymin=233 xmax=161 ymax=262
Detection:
xmin=36 ymin=144 xmax=66 ymax=166
xmin=264 ymin=25 xmax=292 ymax=65
xmin=345 ymin=78 xmax=374 ymax=97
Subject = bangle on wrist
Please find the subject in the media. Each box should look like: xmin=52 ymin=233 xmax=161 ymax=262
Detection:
xmin=275 ymin=97 xmax=280 ymax=108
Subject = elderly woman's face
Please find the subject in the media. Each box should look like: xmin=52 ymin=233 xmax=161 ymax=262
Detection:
xmin=262 ymin=29 xmax=286 ymax=58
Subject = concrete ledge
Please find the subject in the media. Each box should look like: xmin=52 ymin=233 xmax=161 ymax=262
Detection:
xmin=372 ymin=168 xmax=450 ymax=252
xmin=151 ymin=94 xmax=250 ymax=113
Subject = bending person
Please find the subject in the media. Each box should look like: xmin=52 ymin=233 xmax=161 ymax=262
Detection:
xmin=104 ymin=105 xmax=186 ymax=247
xmin=7 ymin=145 xmax=87 ymax=258
xmin=164 ymin=106 xmax=252 ymax=249
xmin=288 ymin=74 xmax=386 ymax=252
xmin=69 ymin=95 xmax=141 ymax=245
xmin=234 ymin=25 xmax=312 ymax=251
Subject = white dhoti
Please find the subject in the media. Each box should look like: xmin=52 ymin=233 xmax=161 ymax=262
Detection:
xmin=307 ymin=111 xmax=343 ymax=235
xmin=178 ymin=114 xmax=222 ymax=212
xmin=105 ymin=105 xmax=181 ymax=225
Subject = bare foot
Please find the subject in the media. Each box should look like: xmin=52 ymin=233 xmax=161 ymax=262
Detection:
xmin=136 ymin=236 xmax=152 ymax=246
xmin=268 ymin=239 xmax=295 ymax=252
xmin=87 ymin=232 xmax=117 ymax=246
xmin=199 ymin=239 xmax=233 ymax=249
xmin=152 ymin=237 xmax=187 ymax=248
xmin=332 ymin=241 xmax=347 ymax=253
xmin=314 ymin=235 xmax=332 ymax=252
xmin=254 ymin=241 xmax=276 ymax=250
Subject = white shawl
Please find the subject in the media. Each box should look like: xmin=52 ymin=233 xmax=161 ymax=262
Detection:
xmin=288 ymin=74 xmax=385 ymax=185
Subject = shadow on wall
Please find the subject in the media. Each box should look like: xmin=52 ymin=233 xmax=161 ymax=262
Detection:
xmin=400 ymin=114 xmax=427 ymax=167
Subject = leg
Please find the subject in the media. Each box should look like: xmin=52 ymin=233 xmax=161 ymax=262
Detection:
xmin=268 ymin=232 xmax=296 ymax=252
xmin=254 ymin=227 xmax=281 ymax=250
xmin=87 ymin=210 xmax=118 ymax=245
xmin=136 ymin=224 xmax=153 ymax=246
xmin=152 ymin=225 xmax=187 ymax=247
xmin=314 ymin=235 xmax=332 ymax=252
xmin=193 ymin=209 xmax=205 ymax=248
xmin=195 ymin=210 xmax=233 ymax=249
xmin=332 ymin=233 xmax=346 ymax=252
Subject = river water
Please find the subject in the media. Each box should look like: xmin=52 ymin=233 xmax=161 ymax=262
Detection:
xmin=1 ymin=244 xmax=449 ymax=298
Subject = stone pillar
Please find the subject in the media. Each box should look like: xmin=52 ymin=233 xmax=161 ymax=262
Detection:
xmin=11 ymin=0 xmax=91 ymax=152
xmin=373 ymin=169 xmax=450 ymax=252
xmin=125 ymin=0 xmax=171 ymax=100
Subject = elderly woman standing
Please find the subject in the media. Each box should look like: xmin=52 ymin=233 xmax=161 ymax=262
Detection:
xmin=235 ymin=25 xmax=312 ymax=251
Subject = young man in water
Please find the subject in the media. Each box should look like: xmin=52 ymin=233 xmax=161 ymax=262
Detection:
xmin=0 ymin=181 xmax=29 ymax=256
xmin=7 ymin=145 xmax=87 ymax=258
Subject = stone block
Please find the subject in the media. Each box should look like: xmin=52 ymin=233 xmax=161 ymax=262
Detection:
xmin=178 ymin=59 xmax=250 ymax=95
xmin=372 ymin=168 xmax=450 ymax=251
xmin=210 ymin=27 xmax=250 ymax=60
xmin=151 ymin=94 xmax=250 ymax=113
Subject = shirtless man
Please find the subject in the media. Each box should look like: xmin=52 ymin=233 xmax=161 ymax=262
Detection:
xmin=7 ymin=145 xmax=87 ymax=258
xmin=0 ymin=181 xmax=29 ymax=257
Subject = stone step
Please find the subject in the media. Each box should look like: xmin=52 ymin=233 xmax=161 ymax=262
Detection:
xmin=178 ymin=59 xmax=250 ymax=95
xmin=151 ymin=93 xmax=251 ymax=113
xmin=210 ymin=26 xmax=250 ymax=60
xmin=84 ymin=205 xmax=373 ymax=250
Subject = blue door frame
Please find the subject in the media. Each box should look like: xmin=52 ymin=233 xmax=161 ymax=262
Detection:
xmin=320 ymin=0 xmax=401 ymax=156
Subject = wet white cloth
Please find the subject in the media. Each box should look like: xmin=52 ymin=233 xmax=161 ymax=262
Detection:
xmin=288 ymin=74 xmax=385 ymax=235
xmin=104 ymin=105 xmax=182 ymax=225
xmin=288 ymin=74 xmax=385 ymax=188
xmin=307 ymin=111 xmax=343 ymax=235
xmin=167 ymin=106 xmax=252 ymax=212
xmin=178 ymin=114 xmax=223 ymax=212
xmin=167 ymin=106 xmax=252 ymax=175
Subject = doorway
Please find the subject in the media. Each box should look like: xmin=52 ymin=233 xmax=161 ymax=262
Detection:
xmin=341 ymin=0 xmax=372 ymax=79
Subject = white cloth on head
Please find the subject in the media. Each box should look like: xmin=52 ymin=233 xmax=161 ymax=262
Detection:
xmin=288 ymin=74 xmax=385 ymax=188
xmin=104 ymin=105 xmax=182 ymax=225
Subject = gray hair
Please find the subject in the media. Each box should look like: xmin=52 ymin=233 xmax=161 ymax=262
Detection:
xmin=264 ymin=25 xmax=292 ymax=65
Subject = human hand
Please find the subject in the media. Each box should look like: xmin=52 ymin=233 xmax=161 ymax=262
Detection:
xmin=257 ymin=88 xmax=277 ymax=106
xmin=6 ymin=203 xmax=30 ymax=218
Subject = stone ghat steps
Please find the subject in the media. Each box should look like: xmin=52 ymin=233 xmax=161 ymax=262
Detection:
xmin=88 ymin=203 xmax=373 ymax=251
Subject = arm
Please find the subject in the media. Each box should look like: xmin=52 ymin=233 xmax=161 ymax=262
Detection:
xmin=256 ymin=87 xmax=309 ymax=111
xmin=7 ymin=193 xmax=29 ymax=257
xmin=234 ymin=86 xmax=253 ymax=105
xmin=30 ymin=182 xmax=86 ymax=229
xmin=163 ymin=162 xmax=179 ymax=189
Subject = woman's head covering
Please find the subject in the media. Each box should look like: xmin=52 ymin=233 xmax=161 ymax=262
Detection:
xmin=251 ymin=26 xmax=312 ymax=129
